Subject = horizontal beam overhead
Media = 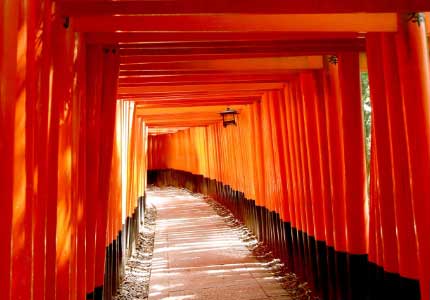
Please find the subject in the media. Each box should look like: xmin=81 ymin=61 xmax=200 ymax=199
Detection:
xmin=119 ymin=56 xmax=323 ymax=72
xmin=117 ymin=39 xmax=362 ymax=49
xmin=118 ymin=69 xmax=296 ymax=76
xmin=118 ymin=83 xmax=283 ymax=95
xmin=145 ymin=120 xmax=219 ymax=126
xmin=140 ymin=115 xmax=223 ymax=121
xmin=119 ymin=81 xmax=283 ymax=87
xmin=119 ymin=80 xmax=285 ymax=87
xmin=117 ymin=40 xmax=365 ymax=56
xmin=118 ymin=74 xmax=296 ymax=87
xmin=73 ymin=14 xmax=397 ymax=32
xmin=133 ymin=92 xmax=262 ymax=101
xmin=119 ymin=90 xmax=264 ymax=100
xmin=137 ymin=105 xmax=244 ymax=116
xmin=119 ymin=52 xmax=346 ymax=64
xmin=118 ymin=47 xmax=357 ymax=57
xmin=60 ymin=0 xmax=430 ymax=15
xmin=139 ymin=100 xmax=255 ymax=108
xmin=88 ymin=32 xmax=362 ymax=44
xmin=134 ymin=91 xmax=263 ymax=101
xmin=117 ymin=57 xmax=320 ymax=87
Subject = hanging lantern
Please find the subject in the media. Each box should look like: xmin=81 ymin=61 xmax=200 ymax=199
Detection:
xmin=220 ymin=107 xmax=238 ymax=127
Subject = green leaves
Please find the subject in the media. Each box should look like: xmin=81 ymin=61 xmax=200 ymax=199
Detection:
xmin=360 ymin=72 xmax=372 ymax=188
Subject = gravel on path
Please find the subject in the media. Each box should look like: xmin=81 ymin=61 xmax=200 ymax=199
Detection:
xmin=113 ymin=204 xmax=157 ymax=300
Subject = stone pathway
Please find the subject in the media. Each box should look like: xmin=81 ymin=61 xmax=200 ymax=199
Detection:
xmin=147 ymin=187 xmax=292 ymax=300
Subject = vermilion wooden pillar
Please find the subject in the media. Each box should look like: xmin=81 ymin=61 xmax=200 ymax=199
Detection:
xmin=86 ymin=45 xmax=104 ymax=296
xmin=323 ymin=60 xmax=347 ymax=253
xmin=367 ymin=31 xmax=421 ymax=298
xmin=261 ymin=93 xmax=277 ymax=213
xmin=338 ymin=52 xmax=367 ymax=300
xmin=323 ymin=58 xmax=349 ymax=300
xmin=248 ymin=102 xmax=263 ymax=242
xmin=245 ymin=104 xmax=260 ymax=239
xmin=380 ymin=32 xmax=419 ymax=282
xmin=337 ymin=52 xmax=367 ymax=256
xmin=24 ymin=0 xmax=38 ymax=297
xmin=368 ymin=124 xmax=385 ymax=299
xmin=268 ymin=91 xmax=290 ymax=222
xmin=313 ymin=70 xmax=334 ymax=248
xmin=253 ymin=100 xmax=266 ymax=208
xmin=265 ymin=92 xmax=283 ymax=253
xmin=289 ymin=82 xmax=306 ymax=235
xmin=53 ymin=13 xmax=75 ymax=300
xmin=396 ymin=13 xmax=430 ymax=299
xmin=283 ymin=86 xmax=301 ymax=232
xmin=44 ymin=12 xmax=63 ymax=300
xmin=273 ymin=88 xmax=295 ymax=263
xmin=278 ymin=90 xmax=295 ymax=226
xmin=261 ymin=94 xmax=272 ymax=210
xmin=10 ymin=0 xmax=35 ymax=299
xmin=276 ymin=88 xmax=297 ymax=264
xmin=74 ymin=33 xmax=88 ymax=300
xmin=296 ymin=78 xmax=315 ymax=239
xmin=0 ymin=1 xmax=18 ymax=299
xmin=289 ymin=81 xmax=308 ymax=278
xmin=301 ymin=72 xmax=325 ymax=242
xmin=314 ymin=69 xmax=335 ymax=300
xmin=300 ymin=72 xmax=327 ymax=296
xmin=33 ymin=1 xmax=53 ymax=299
xmin=367 ymin=32 xmax=402 ymax=274
xmin=95 ymin=48 xmax=120 ymax=297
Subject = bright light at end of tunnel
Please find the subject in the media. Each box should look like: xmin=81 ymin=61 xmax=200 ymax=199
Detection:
xmin=148 ymin=127 xmax=190 ymax=136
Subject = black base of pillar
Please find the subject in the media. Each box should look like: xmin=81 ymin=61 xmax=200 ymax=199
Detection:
xmin=86 ymin=286 xmax=103 ymax=300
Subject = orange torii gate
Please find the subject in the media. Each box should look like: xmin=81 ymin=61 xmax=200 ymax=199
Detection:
xmin=1 ymin=1 xmax=430 ymax=300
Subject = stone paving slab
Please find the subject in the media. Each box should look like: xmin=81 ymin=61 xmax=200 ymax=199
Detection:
xmin=147 ymin=187 xmax=292 ymax=300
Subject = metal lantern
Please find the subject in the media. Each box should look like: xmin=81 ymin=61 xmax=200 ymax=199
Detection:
xmin=220 ymin=107 xmax=238 ymax=127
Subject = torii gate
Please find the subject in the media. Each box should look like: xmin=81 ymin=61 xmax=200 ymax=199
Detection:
xmin=1 ymin=1 xmax=430 ymax=300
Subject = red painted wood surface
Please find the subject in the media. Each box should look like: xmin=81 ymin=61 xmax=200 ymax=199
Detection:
xmin=59 ymin=0 xmax=430 ymax=15
xmin=0 ymin=2 xmax=147 ymax=299
xmin=338 ymin=52 xmax=367 ymax=255
xmin=396 ymin=14 xmax=430 ymax=300
xmin=323 ymin=61 xmax=348 ymax=253
xmin=2 ymin=0 xmax=430 ymax=298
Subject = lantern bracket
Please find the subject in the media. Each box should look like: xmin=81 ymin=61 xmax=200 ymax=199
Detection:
xmin=220 ymin=107 xmax=238 ymax=128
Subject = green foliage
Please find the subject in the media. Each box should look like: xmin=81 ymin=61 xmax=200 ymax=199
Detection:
xmin=360 ymin=72 xmax=372 ymax=187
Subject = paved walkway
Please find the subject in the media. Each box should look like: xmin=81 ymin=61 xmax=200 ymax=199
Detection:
xmin=147 ymin=187 xmax=292 ymax=300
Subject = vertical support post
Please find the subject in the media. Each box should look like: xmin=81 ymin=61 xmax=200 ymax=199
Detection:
xmin=323 ymin=58 xmax=347 ymax=253
xmin=323 ymin=57 xmax=349 ymax=300
xmin=337 ymin=52 xmax=367 ymax=256
xmin=381 ymin=32 xmax=420 ymax=292
xmin=367 ymin=34 xmax=403 ymax=297
xmin=32 ymin=1 xmax=53 ymax=299
xmin=85 ymin=45 xmax=104 ymax=298
xmin=396 ymin=12 xmax=430 ymax=300
xmin=337 ymin=52 xmax=367 ymax=300
xmin=0 ymin=0 xmax=18 ymax=299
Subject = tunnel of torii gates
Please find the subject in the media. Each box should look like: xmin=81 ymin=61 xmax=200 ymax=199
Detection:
xmin=2 ymin=1 xmax=430 ymax=300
